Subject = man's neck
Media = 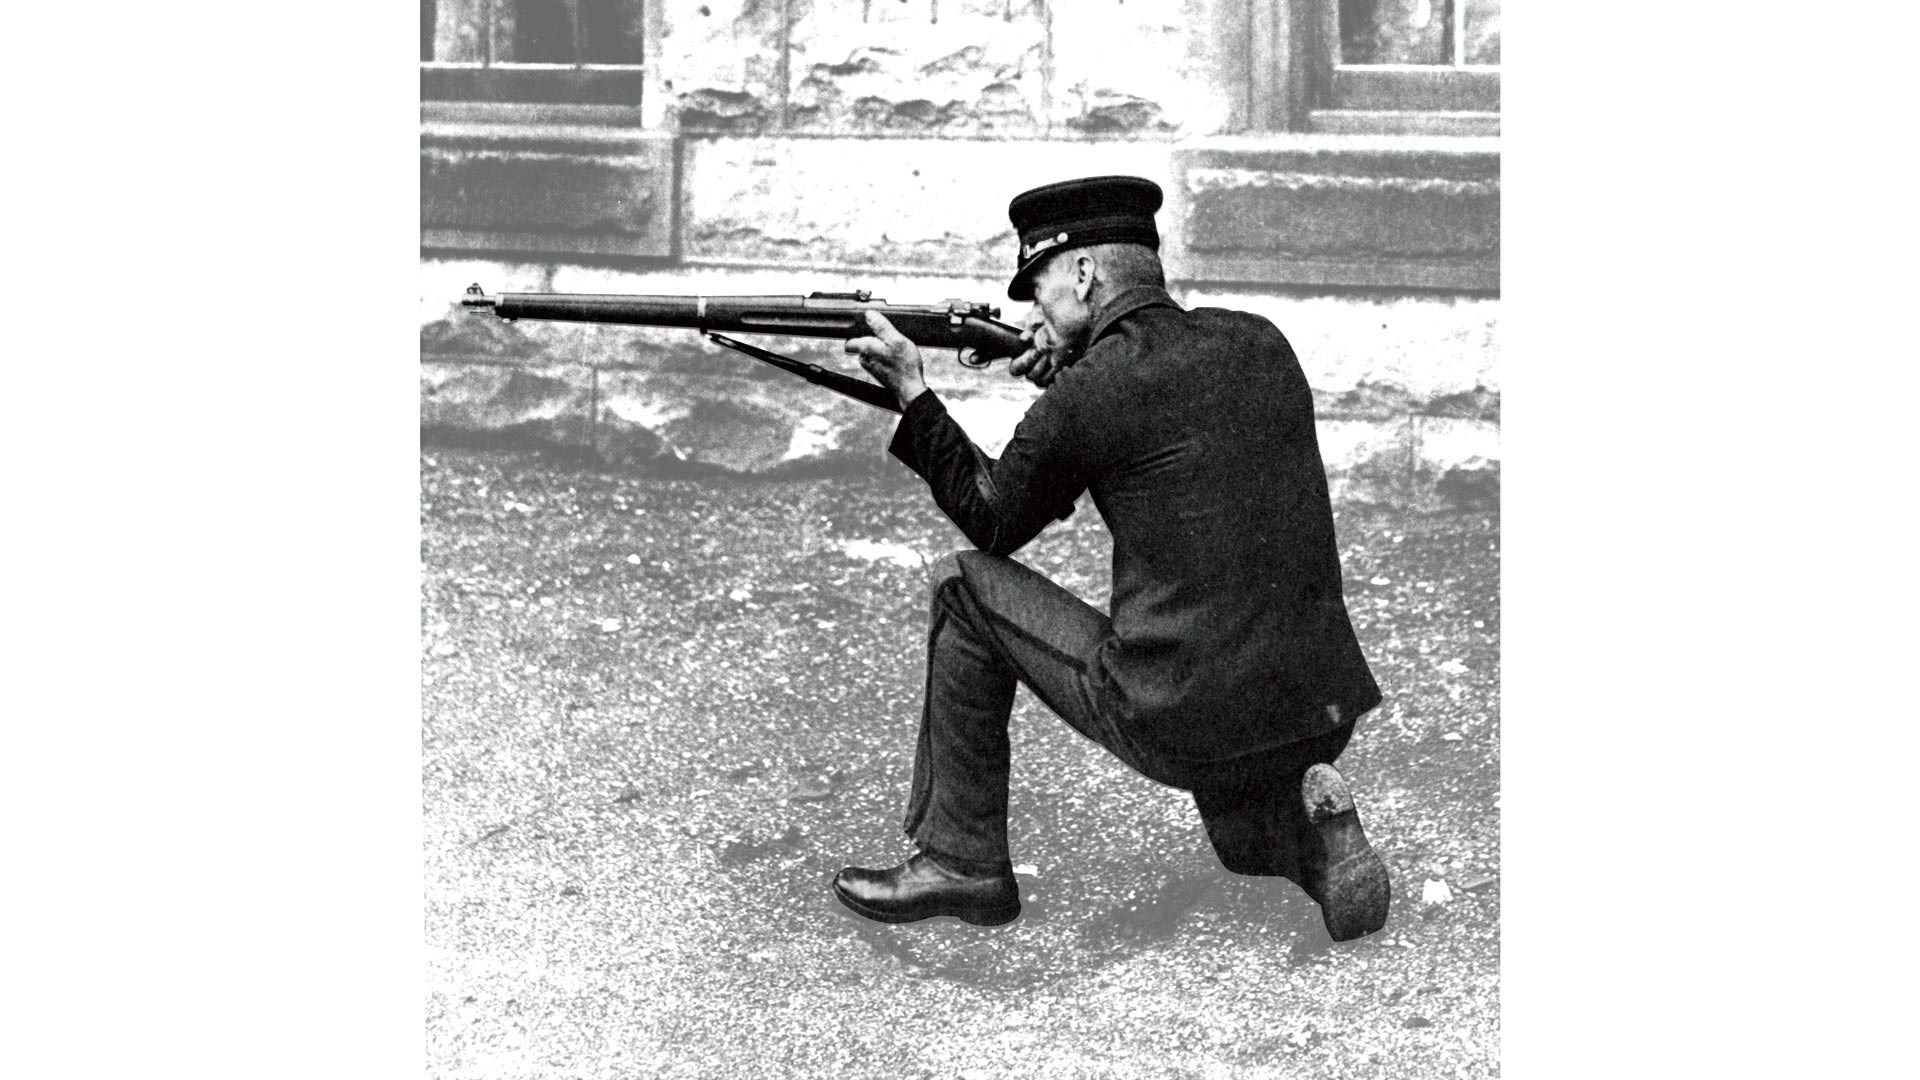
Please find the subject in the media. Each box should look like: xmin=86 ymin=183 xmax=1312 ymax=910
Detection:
xmin=1083 ymin=284 xmax=1180 ymax=352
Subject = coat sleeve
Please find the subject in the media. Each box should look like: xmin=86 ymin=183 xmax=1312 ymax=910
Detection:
xmin=887 ymin=388 xmax=1088 ymax=556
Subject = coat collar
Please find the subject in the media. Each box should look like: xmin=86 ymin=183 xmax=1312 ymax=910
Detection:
xmin=1087 ymin=285 xmax=1181 ymax=349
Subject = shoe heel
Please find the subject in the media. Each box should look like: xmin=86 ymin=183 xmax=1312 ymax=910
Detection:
xmin=956 ymin=901 xmax=1021 ymax=927
xmin=1301 ymin=763 xmax=1391 ymax=942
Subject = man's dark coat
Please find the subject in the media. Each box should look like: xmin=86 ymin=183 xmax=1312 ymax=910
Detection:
xmin=887 ymin=286 xmax=1380 ymax=787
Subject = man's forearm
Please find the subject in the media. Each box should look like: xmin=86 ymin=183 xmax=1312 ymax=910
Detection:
xmin=888 ymin=393 xmax=1076 ymax=555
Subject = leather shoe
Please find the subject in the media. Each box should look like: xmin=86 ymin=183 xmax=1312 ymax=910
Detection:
xmin=832 ymin=851 xmax=1021 ymax=926
xmin=1295 ymin=763 xmax=1391 ymax=941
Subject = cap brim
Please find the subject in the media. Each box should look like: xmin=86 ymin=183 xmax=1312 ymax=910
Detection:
xmin=1007 ymin=254 xmax=1045 ymax=302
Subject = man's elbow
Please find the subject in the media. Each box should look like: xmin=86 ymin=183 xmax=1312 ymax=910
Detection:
xmin=972 ymin=525 xmax=1034 ymax=558
xmin=964 ymin=528 xmax=1009 ymax=556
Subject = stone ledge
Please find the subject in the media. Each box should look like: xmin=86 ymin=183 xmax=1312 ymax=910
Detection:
xmin=417 ymin=130 xmax=1501 ymax=293
xmin=420 ymin=124 xmax=677 ymax=260
xmin=1167 ymin=136 xmax=1500 ymax=293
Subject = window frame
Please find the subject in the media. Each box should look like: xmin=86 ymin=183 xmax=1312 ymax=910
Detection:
xmin=420 ymin=0 xmax=662 ymax=127
xmin=1256 ymin=0 xmax=1500 ymax=135
xmin=420 ymin=0 xmax=671 ymax=261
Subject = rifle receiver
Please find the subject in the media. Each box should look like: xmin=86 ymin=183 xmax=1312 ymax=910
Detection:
xmin=942 ymin=299 xmax=1001 ymax=321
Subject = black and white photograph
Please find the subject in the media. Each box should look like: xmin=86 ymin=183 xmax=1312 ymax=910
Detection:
xmin=419 ymin=2 xmax=1500 ymax=1075
xmin=18 ymin=4 xmax=1920 ymax=1077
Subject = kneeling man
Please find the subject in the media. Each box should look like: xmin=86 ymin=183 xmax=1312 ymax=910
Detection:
xmin=839 ymin=176 xmax=1390 ymax=941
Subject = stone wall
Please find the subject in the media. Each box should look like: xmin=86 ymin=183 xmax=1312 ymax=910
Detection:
xmin=659 ymin=0 xmax=1242 ymax=137
xmin=677 ymin=137 xmax=1173 ymax=274
xmin=420 ymin=261 xmax=1498 ymax=506
xmin=418 ymin=2 xmax=1500 ymax=507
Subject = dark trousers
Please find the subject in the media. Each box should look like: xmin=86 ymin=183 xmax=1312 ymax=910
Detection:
xmin=902 ymin=551 xmax=1354 ymax=879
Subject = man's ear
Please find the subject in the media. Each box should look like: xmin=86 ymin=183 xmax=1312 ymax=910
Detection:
xmin=1072 ymin=254 xmax=1096 ymax=303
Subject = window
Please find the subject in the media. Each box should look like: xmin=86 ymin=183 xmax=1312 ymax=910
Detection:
xmin=421 ymin=0 xmax=648 ymax=114
xmin=1312 ymin=0 xmax=1500 ymax=134
xmin=420 ymin=0 xmax=672 ymax=259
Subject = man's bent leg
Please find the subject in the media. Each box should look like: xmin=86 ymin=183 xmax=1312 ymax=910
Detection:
xmin=1191 ymin=717 xmax=1390 ymax=941
xmin=924 ymin=554 xmax=1388 ymax=939
xmin=1191 ymin=717 xmax=1356 ymax=879
xmin=835 ymin=554 xmax=1105 ymax=925
xmin=902 ymin=552 xmax=1132 ymax=866
xmin=947 ymin=551 xmax=1153 ymax=767
xmin=898 ymin=570 xmax=1024 ymax=868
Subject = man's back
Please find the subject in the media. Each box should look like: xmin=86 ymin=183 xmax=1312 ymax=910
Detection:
xmin=1042 ymin=292 xmax=1381 ymax=767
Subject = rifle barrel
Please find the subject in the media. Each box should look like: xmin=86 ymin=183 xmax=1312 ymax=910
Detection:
xmin=462 ymin=288 xmax=1027 ymax=362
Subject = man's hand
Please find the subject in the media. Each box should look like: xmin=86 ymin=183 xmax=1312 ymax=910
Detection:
xmin=844 ymin=310 xmax=928 ymax=410
xmin=1007 ymin=327 xmax=1069 ymax=388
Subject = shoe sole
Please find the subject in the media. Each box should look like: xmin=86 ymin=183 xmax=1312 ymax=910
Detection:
xmin=1301 ymin=763 xmax=1391 ymax=942
xmin=831 ymin=881 xmax=1021 ymax=927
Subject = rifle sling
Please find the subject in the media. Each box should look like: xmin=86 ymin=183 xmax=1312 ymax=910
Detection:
xmin=705 ymin=334 xmax=903 ymax=414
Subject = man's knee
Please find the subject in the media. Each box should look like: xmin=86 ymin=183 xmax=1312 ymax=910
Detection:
xmin=931 ymin=549 xmax=1022 ymax=597
xmin=935 ymin=550 xmax=1034 ymax=624
xmin=951 ymin=550 xmax=1035 ymax=605
xmin=929 ymin=551 xmax=966 ymax=591
xmin=929 ymin=551 xmax=971 ymax=620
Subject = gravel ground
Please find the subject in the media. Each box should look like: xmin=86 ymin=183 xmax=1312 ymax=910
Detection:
xmin=422 ymin=446 xmax=1501 ymax=1079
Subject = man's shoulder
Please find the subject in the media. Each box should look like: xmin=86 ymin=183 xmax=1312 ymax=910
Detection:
xmin=1104 ymin=302 xmax=1292 ymax=357
xmin=1182 ymin=304 xmax=1287 ymax=338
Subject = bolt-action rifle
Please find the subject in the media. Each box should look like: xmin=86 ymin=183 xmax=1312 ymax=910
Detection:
xmin=460 ymin=285 xmax=1029 ymax=414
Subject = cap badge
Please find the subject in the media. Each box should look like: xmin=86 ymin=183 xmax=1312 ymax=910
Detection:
xmin=1020 ymin=231 xmax=1071 ymax=261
